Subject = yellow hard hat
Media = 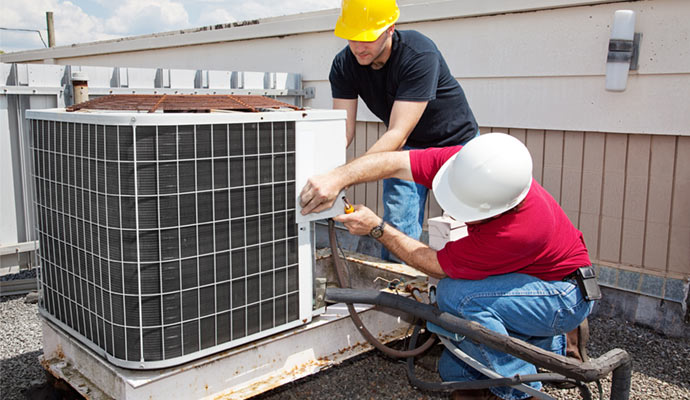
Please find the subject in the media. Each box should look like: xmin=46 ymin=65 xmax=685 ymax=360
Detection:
xmin=334 ymin=0 xmax=400 ymax=42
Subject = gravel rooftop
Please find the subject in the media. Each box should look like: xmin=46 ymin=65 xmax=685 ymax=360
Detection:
xmin=1 ymin=293 xmax=688 ymax=400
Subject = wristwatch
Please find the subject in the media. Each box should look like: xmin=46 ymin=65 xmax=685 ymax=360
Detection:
xmin=369 ymin=220 xmax=386 ymax=239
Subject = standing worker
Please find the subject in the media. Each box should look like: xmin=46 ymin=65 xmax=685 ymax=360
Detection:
xmin=330 ymin=0 xmax=478 ymax=260
xmin=300 ymin=133 xmax=597 ymax=400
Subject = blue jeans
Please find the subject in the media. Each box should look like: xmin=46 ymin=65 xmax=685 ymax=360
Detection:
xmin=436 ymin=273 xmax=593 ymax=400
xmin=381 ymin=173 xmax=428 ymax=261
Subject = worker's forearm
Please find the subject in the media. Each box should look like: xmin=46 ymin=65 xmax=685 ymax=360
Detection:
xmin=365 ymin=129 xmax=408 ymax=154
xmin=333 ymin=98 xmax=357 ymax=148
xmin=377 ymin=226 xmax=446 ymax=279
xmin=345 ymin=119 xmax=356 ymax=147
xmin=334 ymin=151 xmax=412 ymax=187
xmin=363 ymin=100 xmax=427 ymax=154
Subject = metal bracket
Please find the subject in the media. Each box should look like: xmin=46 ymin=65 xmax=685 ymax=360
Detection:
xmin=630 ymin=32 xmax=642 ymax=70
xmin=607 ymin=32 xmax=642 ymax=70
xmin=304 ymin=86 xmax=316 ymax=100
xmin=314 ymin=277 xmax=327 ymax=309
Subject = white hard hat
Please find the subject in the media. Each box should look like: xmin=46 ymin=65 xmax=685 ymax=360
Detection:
xmin=432 ymin=133 xmax=533 ymax=223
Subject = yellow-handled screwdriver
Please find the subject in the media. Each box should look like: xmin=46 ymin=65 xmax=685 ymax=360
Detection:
xmin=342 ymin=196 xmax=354 ymax=214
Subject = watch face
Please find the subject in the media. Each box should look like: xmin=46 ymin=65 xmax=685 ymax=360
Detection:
xmin=370 ymin=222 xmax=384 ymax=238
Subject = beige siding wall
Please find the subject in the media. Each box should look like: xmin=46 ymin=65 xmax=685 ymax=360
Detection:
xmin=3 ymin=0 xmax=686 ymax=296
xmin=351 ymin=124 xmax=690 ymax=280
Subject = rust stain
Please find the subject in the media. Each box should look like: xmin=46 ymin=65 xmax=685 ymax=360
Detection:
xmin=55 ymin=344 xmax=65 ymax=360
xmin=203 ymin=327 xmax=409 ymax=400
xmin=40 ymin=357 xmax=55 ymax=372
xmin=66 ymin=94 xmax=303 ymax=113
xmin=212 ymin=357 xmax=333 ymax=399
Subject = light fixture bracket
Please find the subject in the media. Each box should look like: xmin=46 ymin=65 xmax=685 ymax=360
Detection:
xmin=607 ymin=32 xmax=642 ymax=70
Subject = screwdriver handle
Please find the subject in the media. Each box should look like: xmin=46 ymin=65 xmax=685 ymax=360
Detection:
xmin=343 ymin=197 xmax=354 ymax=214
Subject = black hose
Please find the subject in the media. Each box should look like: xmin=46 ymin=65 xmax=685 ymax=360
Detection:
xmin=405 ymin=325 xmax=592 ymax=400
xmin=327 ymin=219 xmax=436 ymax=358
xmin=609 ymin=358 xmax=632 ymax=400
xmin=326 ymin=287 xmax=632 ymax=400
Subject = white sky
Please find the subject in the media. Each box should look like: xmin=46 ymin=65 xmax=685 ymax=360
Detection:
xmin=0 ymin=0 xmax=341 ymax=53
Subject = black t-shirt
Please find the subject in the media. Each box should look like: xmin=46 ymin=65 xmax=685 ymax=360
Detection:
xmin=329 ymin=30 xmax=478 ymax=148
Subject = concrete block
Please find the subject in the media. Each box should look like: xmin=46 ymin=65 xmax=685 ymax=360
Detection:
xmin=657 ymin=301 xmax=689 ymax=338
xmin=664 ymin=278 xmax=687 ymax=303
xmin=633 ymin=295 xmax=689 ymax=338
xmin=592 ymin=286 xmax=689 ymax=339
xmin=597 ymin=265 xmax=617 ymax=286
xmin=617 ymin=269 xmax=640 ymax=292
xmin=593 ymin=287 xmax=639 ymax=323
xmin=634 ymin=294 xmax=661 ymax=327
xmin=639 ymin=274 xmax=664 ymax=298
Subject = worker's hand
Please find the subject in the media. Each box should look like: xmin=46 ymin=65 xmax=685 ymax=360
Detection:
xmin=299 ymin=172 xmax=343 ymax=215
xmin=333 ymin=205 xmax=381 ymax=236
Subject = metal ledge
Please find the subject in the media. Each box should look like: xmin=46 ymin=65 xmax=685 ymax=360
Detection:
xmin=0 ymin=241 xmax=38 ymax=256
xmin=0 ymin=278 xmax=38 ymax=296
xmin=1 ymin=86 xmax=303 ymax=97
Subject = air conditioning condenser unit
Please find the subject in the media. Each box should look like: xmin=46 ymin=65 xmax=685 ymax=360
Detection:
xmin=27 ymin=106 xmax=345 ymax=369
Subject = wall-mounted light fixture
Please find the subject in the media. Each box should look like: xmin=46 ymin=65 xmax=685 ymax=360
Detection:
xmin=605 ymin=10 xmax=642 ymax=92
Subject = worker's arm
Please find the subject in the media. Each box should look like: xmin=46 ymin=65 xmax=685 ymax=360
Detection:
xmin=334 ymin=205 xmax=446 ymax=279
xmin=333 ymin=98 xmax=358 ymax=147
xmin=300 ymin=151 xmax=413 ymax=215
xmin=366 ymin=100 xmax=428 ymax=154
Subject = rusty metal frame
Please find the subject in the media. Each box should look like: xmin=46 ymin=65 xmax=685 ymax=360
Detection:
xmin=66 ymin=94 xmax=302 ymax=113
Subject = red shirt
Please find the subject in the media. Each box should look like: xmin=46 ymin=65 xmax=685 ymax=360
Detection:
xmin=410 ymin=146 xmax=590 ymax=281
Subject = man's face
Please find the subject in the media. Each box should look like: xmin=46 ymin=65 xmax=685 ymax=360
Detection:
xmin=348 ymin=27 xmax=392 ymax=70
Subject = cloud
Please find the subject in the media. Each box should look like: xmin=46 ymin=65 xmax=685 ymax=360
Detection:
xmin=184 ymin=0 xmax=340 ymax=25
xmin=194 ymin=7 xmax=237 ymax=27
xmin=230 ymin=0 xmax=340 ymax=20
xmin=104 ymin=0 xmax=191 ymax=35
xmin=1 ymin=0 xmax=117 ymax=52
xmin=1 ymin=0 xmax=191 ymax=52
xmin=1 ymin=0 xmax=341 ymax=53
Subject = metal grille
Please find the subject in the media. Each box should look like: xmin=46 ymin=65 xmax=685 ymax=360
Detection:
xmin=31 ymin=118 xmax=300 ymax=366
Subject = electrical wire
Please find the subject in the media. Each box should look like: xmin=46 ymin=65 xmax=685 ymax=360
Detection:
xmin=327 ymin=218 xmax=436 ymax=358
xmin=0 ymin=27 xmax=48 ymax=48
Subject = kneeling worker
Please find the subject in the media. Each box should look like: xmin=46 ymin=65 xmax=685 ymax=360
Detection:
xmin=299 ymin=133 xmax=597 ymax=400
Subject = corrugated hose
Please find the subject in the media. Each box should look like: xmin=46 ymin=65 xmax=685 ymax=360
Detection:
xmin=326 ymin=287 xmax=633 ymax=400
